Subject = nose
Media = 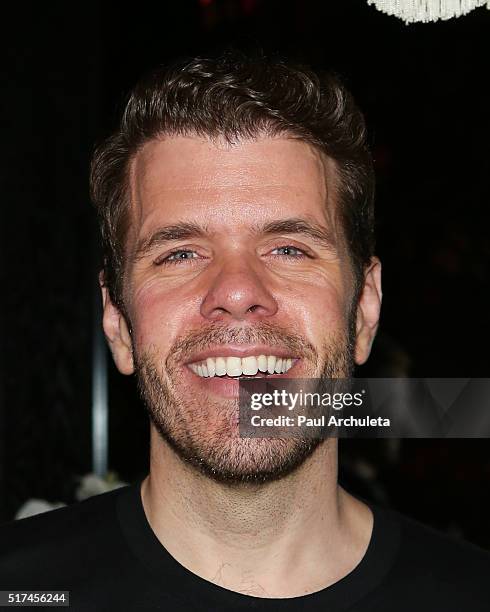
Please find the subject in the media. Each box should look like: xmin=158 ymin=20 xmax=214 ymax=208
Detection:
xmin=200 ymin=256 xmax=278 ymax=323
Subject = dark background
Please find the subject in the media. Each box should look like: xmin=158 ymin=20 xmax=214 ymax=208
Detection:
xmin=2 ymin=0 xmax=489 ymax=547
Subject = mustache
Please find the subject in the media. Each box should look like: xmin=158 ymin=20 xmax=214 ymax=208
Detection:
xmin=165 ymin=321 xmax=318 ymax=367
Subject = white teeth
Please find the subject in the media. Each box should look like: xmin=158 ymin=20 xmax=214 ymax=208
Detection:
xmin=242 ymin=356 xmax=258 ymax=376
xmin=215 ymin=357 xmax=227 ymax=376
xmin=267 ymin=356 xmax=277 ymax=374
xmin=206 ymin=357 xmax=216 ymax=377
xmin=274 ymin=358 xmax=283 ymax=374
xmin=226 ymin=357 xmax=242 ymax=377
xmin=258 ymin=355 xmax=268 ymax=372
xmin=189 ymin=354 xmax=295 ymax=378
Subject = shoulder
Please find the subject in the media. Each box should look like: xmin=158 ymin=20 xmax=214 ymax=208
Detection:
xmin=0 ymin=486 xmax=129 ymax=588
xmin=394 ymin=506 xmax=490 ymax=572
xmin=374 ymin=504 xmax=490 ymax=609
xmin=0 ymin=486 xmax=124 ymax=548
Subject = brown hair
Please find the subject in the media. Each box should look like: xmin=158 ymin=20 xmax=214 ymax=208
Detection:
xmin=90 ymin=50 xmax=375 ymax=310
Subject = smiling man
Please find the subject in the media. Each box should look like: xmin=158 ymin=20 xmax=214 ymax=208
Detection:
xmin=119 ymin=134 xmax=370 ymax=485
xmin=1 ymin=51 xmax=489 ymax=610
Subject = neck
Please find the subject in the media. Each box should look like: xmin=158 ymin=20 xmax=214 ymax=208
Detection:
xmin=141 ymin=428 xmax=373 ymax=598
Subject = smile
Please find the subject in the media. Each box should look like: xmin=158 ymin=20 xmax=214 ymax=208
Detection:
xmin=187 ymin=355 xmax=296 ymax=378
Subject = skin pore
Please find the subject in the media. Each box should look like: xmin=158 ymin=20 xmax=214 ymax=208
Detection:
xmin=101 ymin=135 xmax=382 ymax=598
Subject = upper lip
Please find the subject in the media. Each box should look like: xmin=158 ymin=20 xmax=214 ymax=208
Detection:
xmin=184 ymin=345 xmax=298 ymax=365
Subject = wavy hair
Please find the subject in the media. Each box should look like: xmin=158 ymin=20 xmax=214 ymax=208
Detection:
xmin=90 ymin=50 xmax=375 ymax=310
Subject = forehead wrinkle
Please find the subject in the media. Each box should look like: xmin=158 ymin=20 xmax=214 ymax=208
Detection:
xmin=134 ymin=134 xmax=331 ymax=191
xmin=127 ymin=136 xmax=340 ymax=251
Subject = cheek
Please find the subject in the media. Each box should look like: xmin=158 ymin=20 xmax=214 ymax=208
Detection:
xmin=293 ymin=288 xmax=348 ymax=338
xmin=280 ymin=268 xmax=352 ymax=336
xmin=130 ymin=281 xmax=191 ymax=352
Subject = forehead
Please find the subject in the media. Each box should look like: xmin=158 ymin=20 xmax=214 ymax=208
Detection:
xmin=128 ymin=135 xmax=339 ymax=238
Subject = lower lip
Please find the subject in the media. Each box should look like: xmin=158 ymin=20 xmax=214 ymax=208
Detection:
xmin=183 ymin=363 xmax=300 ymax=398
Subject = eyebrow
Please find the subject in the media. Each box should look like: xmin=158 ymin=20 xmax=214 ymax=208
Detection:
xmin=133 ymin=217 xmax=336 ymax=261
xmin=133 ymin=222 xmax=209 ymax=261
xmin=254 ymin=218 xmax=336 ymax=251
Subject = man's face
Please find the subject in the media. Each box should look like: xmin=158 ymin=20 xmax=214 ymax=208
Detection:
xmin=103 ymin=135 xmax=381 ymax=483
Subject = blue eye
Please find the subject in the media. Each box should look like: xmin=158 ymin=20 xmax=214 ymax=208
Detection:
xmin=271 ymin=246 xmax=307 ymax=258
xmin=155 ymin=245 xmax=308 ymax=267
xmin=158 ymin=249 xmax=199 ymax=265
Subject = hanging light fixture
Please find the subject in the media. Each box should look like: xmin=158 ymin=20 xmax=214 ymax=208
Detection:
xmin=367 ymin=0 xmax=490 ymax=24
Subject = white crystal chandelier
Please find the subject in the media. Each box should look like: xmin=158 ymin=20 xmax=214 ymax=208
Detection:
xmin=367 ymin=0 xmax=490 ymax=24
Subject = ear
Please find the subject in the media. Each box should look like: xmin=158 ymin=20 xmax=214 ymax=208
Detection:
xmin=100 ymin=272 xmax=134 ymax=375
xmin=354 ymin=257 xmax=382 ymax=365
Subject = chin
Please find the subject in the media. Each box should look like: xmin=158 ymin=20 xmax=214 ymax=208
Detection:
xmin=154 ymin=419 xmax=323 ymax=485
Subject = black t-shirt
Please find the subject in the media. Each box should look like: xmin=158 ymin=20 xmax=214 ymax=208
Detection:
xmin=1 ymin=481 xmax=489 ymax=611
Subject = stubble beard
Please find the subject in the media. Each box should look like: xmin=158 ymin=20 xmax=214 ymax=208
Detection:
xmin=134 ymin=318 xmax=356 ymax=486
